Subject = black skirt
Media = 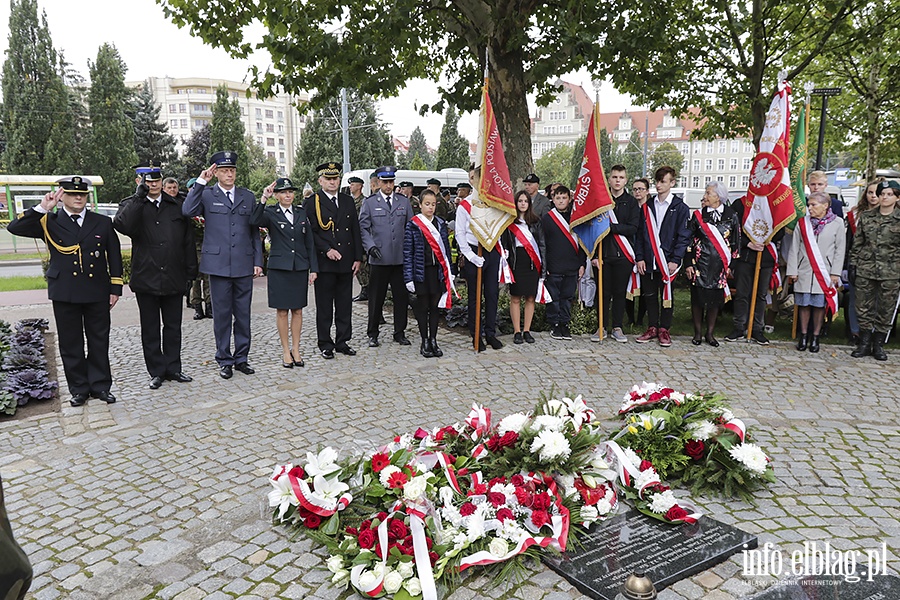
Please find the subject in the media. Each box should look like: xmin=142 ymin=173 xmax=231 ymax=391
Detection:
xmin=267 ymin=268 xmax=309 ymax=309
xmin=690 ymin=284 xmax=725 ymax=308
xmin=509 ymin=247 xmax=540 ymax=297
xmin=414 ymin=265 xmax=443 ymax=297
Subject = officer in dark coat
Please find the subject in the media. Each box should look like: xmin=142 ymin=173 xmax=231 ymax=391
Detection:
xmin=305 ymin=162 xmax=363 ymax=359
xmin=7 ymin=177 xmax=123 ymax=406
xmin=114 ymin=161 xmax=198 ymax=389
xmin=183 ymin=151 xmax=264 ymax=379
xmin=359 ymin=166 xmax=413 ymax=347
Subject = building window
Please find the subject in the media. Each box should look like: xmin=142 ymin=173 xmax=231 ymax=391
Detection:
xmin=257 ymin=136 xmax=263 ymax=145
xmin=266 ymin=123 xmax=274 ymax=132
xmin=267 ymin=137 xmax=275 ymax=147
xmin=231 ymin=91 xmax=238 ymax=98
xmin=197 ymin=88 xmax=207 ymax=94
xmin=705 ymin=159 xmax=713 ymax=170
xmin=267 ymin=151 xmax=275 ymax=158
xmin=168 ymin=104 xmax=177 ymax=113
xmin=682 ymin=142 xmax=690 ymax=154
xmin=265 ymin=109 xmax=274 ymax=118
xmin=728 ymin=175 xmax=737 ymax=189
xmin=730 ymin=158 xmax=738 ymax=170
xmin=743 ymin=157 xmax=751 ymax=170
xmin=718 ymin=140 xmax=726 ymax=153
xmin=170 ymin=119 xmax=178 ymax=128
xmin=179 ymin=103 xmax=187 ymax=113
xmin=692 ymin=176 xmax=700 ymax=188
xmin=717 ymin=159 xmax=725 ymax=170
xmin=279 ymin=152 xmax=285 ymax=160
xmin=743 ymin=141 xmax=753 ymax=153
xmin=180 ymin=119 xmax=187 ymax=129
xmin=278 ymin=138 xmax=284 ymax=148
xmin=191 ymin=103 xmax=208 ymax=112
xmin=256 ymin=122 xmax=263 ymax=132
xmin=731 ymin=140 xmax=740 ymax=153
xmin=694 ymin=141 xmax=703 ymax=154
xmin=255 ymin=108 xmax=262 ymax=118
xmin=706 ymin=141 xmax=714 ymax=154
xmin=741 ymin=175 xmax=749 ymax=186
xmin=278 ymin=125 xmax=284 ymax=134
xmin=693 ymin=159 xmax=700 ymax=171
xmin=532 ymin=143 xmax=539 ymax=155
xmin=277 ymin=110 xmax=284 ymax=120
xmin=193 ymin=119 xmax=205 ymax=128
xmin=717 ymin=176 xmax=724 ymax=182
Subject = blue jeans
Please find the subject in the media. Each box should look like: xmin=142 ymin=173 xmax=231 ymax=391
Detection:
xmin=545 ymin=273 xmax=577 ymax=325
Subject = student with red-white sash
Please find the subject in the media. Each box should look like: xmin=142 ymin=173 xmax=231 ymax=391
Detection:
xmin=634 ymin=166 xmax=691 ymax=348
xmin=541 ymin=186 xmax=586 ymax=341
xmin=786 ymin=191 xmax=846 ymax=353
xmin=590 ymin=164 xmax=640 ymax=343
xmin=404 ymin=190 xmax=456 ymax=358
xmin=685 ymin=182 xmax=741 ymax=347
xmin=843 ymin=180 xmax=881 ymax=345
xmin=501 ymin=190 xmax=547 ymax=344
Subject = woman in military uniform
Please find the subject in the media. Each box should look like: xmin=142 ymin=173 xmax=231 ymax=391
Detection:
xmin=850 ymin=180 xmax=900 ymax=361
xmin=251 ymin=178 xmax=318 ymax=367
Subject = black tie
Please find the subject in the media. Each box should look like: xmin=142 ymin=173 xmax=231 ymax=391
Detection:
xmin=385 ymin=195 xmax=391 ymax=211
xmin=70 ymin=214 xmax=81 ymax=226
xmin=226 ymin=190 xmax=232 ymax=205
xmin=284 ymin=209 xmax=292 ymax=220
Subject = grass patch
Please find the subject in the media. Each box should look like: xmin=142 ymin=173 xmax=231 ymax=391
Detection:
xmin=0 ymin=275 xmax=47 ymax=291
xmin=0 ymin=252 xmax=45 ymax=261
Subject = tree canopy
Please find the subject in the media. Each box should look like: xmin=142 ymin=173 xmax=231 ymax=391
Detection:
xmin=398 ymin=126 xmax=433 ymax=170
xmin=208 ymin=85 xmax=247 ymax=182
xmin=435 ymin=105 xmax=470 ymax=170
xmin=535 ymin=144 xmax=575 ymax=188
xmin=649 ymin=142 xmax=685 ymax=179
xmin=130 ymin=81 xmax=177 ymax=167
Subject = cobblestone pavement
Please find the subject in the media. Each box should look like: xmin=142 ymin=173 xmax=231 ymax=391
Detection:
xmin=1 ymin=286 xmax=898 ymax=600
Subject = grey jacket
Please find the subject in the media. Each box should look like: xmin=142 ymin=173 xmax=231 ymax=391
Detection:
xmin=358 ymin=191 xmax=413 ymax=266
xmin=786 ymin=217 xmax=845 ymax=295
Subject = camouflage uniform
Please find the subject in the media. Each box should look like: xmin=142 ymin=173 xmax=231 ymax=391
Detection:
xmin=850 ymin=209 xmax=900 ymax=333
xmin=353 ymin=194 xmax=370 ymax=289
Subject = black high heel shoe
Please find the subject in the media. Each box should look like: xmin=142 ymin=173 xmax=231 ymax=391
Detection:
xmin=290 ymin=350 xmax=305 ymax=367
xmin=691 ymin=337 xmax=702 ymax=346
xmin=282 ymin=353 xmax=294 ymax=368
xmin=705 ymin=336 xmax=719 ymax=347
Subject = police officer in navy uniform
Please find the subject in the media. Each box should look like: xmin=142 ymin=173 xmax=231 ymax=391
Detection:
xmin=305 ymin=162 xmax=362 ymax=359
xmin=115 ymin=161 xmax=198 ymax=389
xmin=183 ymin=151 xmax=264 ymax=379
xmin=7 ymin=177 xmax=123 ymax=406
xmin=359 ymin=166 xmax=413 ymax=347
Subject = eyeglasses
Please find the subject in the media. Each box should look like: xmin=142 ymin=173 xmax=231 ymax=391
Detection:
xmin=633 ymin=187 xmax=647 ymax=192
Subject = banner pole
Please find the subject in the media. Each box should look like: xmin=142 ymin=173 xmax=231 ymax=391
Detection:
xmin=746 ymin=251 xmax=763 ymax=341
xmin=597 ymin=255 xmax=603 ymax=341
xmin=474 ymin=246 xmax=483 ymax=352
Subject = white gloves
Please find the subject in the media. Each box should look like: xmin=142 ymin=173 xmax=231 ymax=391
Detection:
xmin=406 ymin=281 xmax=415 ymax=293
xmin=468 ymin=255 xmax=485 ymax=268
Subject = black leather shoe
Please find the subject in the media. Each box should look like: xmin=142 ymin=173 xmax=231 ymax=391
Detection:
xmin=368 ymin=336 xmax=380 ymax=347
xmin=796 ymin=333 xmax=808 ymax=351
xmin=706 ymin=336 xmax=720 ymax=348
xmin=393 ymin=333 xmax=411 ymax=346
xmin=420 ymin=339 xmax=434 ymax=358
xmin=430 ymin=338 xmax=443 ymax=357
xmin=166 ymin=372 xmax=193 ymax=383
xmin=70 ymin=393 xmax=89 ymax=407
xmin=149 ymin=376 xmax=164 ymax=389
xmin=322 ymin=349 xmax=335 ymax=359
xmin=473 ymin=338 xmax=486 ymax=352
xmin=219 ymin=365 xmax=233 ymax=379
xmin=193 ymin=306 xmax=205 ymax=320
xmin=93 ymin=390 xmax=116 ymax=404
xmin=353 ymin=288 xmax=368 ymax=302
xmin=234 ymin=362 xmax=255 ymax=375
xmin=336 ymin=346 xmax=357 ymax=356
xmin=809 ymin=335 xmax=820 ymax=353
xmin=485 ymin=336 xmax=503 ymax=350
xmin=204 ymin=302 xmax=213 ymax=318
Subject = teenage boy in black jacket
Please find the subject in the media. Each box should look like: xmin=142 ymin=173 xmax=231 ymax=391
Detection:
xmin=541 ymin=186 xmax=586 ymax=340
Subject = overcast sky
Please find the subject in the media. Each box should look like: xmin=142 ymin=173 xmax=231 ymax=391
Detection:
xmin=1 ymin=0 xmax=638 ymax=147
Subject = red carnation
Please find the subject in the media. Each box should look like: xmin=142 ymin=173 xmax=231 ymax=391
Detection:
xmin=486 ymin=434 xmax=502 ymax=452
xmin=371 ymin=453 xmax=390 ymax=473
xmin=472 ymin=482 xmax=487 ymax=495
xmin=665 ymin=505 xmax=688 ymax=521
xmin=515 ymin=487 xmax=533 ymax=507
xmin=639 ymin=459 xmax=654 ymax=472
xmin=531 ymin=509 xmax=551 ymax=529
xmin=510 ymin=474 xmax=525 ymax=487
xmin=358 ymin=528 xmax=376 ymax=549
xmin=660 ymin=387 xmax=674 ymax=397
xmin=376 ymin=512 xmax=388 ymax=522
xmin=488 ymin=476 xmax=507 ymax=489
xmin=304 ymin=514 xmax=322 ymax=529
xmin=487 ymin=491 xmax=507 ymax=508
xmin=459 ymin=502 xmax=477 ymax=516
xmin=684 ymin=440 xmax=706 ymax=461
xmin=429 ymin=551 xmax=439 ymax=566
xmin=288 ymin=465 xmax=305 ymax=480
xmin=388 ymin=519 xmax=409 ymax=540
xmin=345 ymin=526 xmax=358 ymax=536
xmin=498 ymin=431 xmax=519 ymax=448
xmin=496 ymin=508 xmax=515 ymax=522
xmin=387 ymin=471 xmax=408 ymax=489
xmin=532 ymin=492 xmax=552 ymax=511
xmin=649 ymin=392 xmax=661 ymax=402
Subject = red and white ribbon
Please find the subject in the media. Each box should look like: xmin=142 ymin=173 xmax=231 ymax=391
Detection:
xmin=290 ymin=475 xmax=352 ymax=517
xmin=536 ymin=279 xmax=553 ymax=304
xmin=465 ymin=403 xmax=491 ymax=439
xmin=796 ymin=215 xmax=838 ymax=315
xmin=723 ymin=417 xmax=746 ymax=442
xmin=412 ymin=214 xmax=458 ymax=309
xmin=601 ymin=440 xmax=659 ymax=498
xmin=642 ymin=204 xmax=679 ymax=308
xmin=459 ymin=198 xmax=472 ymax=214
xmin=694 ymin=209 xmax=732 ymax=301
xmin=498 ymin=247 xmax=515 ymax=284
xmin=767 ymin=244 xmax=782 ymax=292
xmin=608 ymin=211 xmax=640 ymax=299
xmin=510 ymin=222 xmax=551 ymax=302
xmin=548 ymin=208 xmax=578 ymax=252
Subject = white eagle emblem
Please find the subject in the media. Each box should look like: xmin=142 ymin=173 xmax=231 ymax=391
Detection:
xmin=751 ymin=158 xmax=777 ymax=188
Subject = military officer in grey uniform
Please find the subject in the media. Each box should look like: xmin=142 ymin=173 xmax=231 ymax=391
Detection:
xmin=524 ymin=173 xmax=551 ymax=217
xmin=7 ymin=177 xmax=123 ymax=406
xmin=183 ymin=151 xmax=263 ymax=379
xmin=306 ymin=162 xmax=363 ymax=359
xmin=359 ymin=166 xmax=413 ymax=347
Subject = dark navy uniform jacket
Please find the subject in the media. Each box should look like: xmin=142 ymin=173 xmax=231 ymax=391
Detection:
xmin=250 ymin=203 xmax=318 ymax=273
xmin=304 ymin=191 xmax=362 ymax=274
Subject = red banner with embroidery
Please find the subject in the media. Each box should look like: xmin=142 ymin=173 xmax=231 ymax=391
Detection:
xmin=796 ymin=215 xmax=839 ymax=315
xmin=548 ymin=208 xmax=578 ymax=252
xmin=412 ymin=215 xmax=458 ymax=309
xmin=642 ymin=204 xmax=679 ymax=308
xmin=693 ymin=210 xmax=733 ymax=301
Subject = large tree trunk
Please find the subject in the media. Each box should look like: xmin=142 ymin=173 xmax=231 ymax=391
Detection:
xmin=487 ymin=43 xmax=533 ymax=186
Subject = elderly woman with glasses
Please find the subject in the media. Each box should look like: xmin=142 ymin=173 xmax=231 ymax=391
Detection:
xmin=786 ymin=191 xmax=846 ymax=353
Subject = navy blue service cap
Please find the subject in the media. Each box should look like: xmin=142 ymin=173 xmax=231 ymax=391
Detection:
xmin=376 ymin=166 xmax=398 ymax=180
xmin=274 ymin=177 xmax=298 ymax=192
xmin=317 ymin=162 xmax=342 ymax=177
xmin=134 ymin=160 xmax=163 ymax=181
xmin=210 ymin=151 xmax=238 ymax=167
xmin=523 ymin=173 xmax=540 ymax=183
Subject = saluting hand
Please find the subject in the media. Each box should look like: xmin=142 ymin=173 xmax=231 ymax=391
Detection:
xmin=262 ymin=181 xmax=276 ymax=202
xmin=200 ymin=164 xmax=217 ymax=181
xmin=41 ymin=188 xmax=63 ymax=211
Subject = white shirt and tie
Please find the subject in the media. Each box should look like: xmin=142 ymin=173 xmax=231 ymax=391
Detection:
xmin=33 ymin=204 xmax=86 ymax=226
xmin=381 ymin=191 xmax=392 ymax=211
xmin=654 ymin=193 xmax=671 ymax=228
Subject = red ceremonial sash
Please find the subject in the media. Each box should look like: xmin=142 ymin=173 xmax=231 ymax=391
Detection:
xmin=693 ymin=209 xmax=732 ymax=301
xmin=412 ymin=215 xmax=458 ymax=309
xmin=459 ymin=198 xmax=472 ymax=214
xmin=796 ymin=216 xmax=838 ymax=315
xmin=549 ymin=208 xmax=578 ymax=252
xmin=847 ymin=210 xmax=857 ymax=236
xmin=642 ymin=204 xmax=678 ymax=307
xmin=767 ymin=244 xmax=782 ymax=292
xmin=509 ymin=223 xmax=542 ymax=272
xmin=608 ymin=211 xmax=640 ymax=298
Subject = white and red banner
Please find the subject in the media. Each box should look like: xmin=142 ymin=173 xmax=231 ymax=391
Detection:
xmin=796 ymin=216 xmax=839 ymax=315
xmin=694 ymin=210 xmax=732 ymax=301
xmin=411 ymin=214 xmax=458 ymax=309
xmin=742 ymin=81 xmax=796 ymax=245
xmin=571 ymin=102 xmax=614 ymax=256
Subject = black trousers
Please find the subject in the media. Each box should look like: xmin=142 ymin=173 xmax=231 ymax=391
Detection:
xmin=315 ymin=271 xmax=354 ymax=351
xmin=731 ymin=260 xmax=773 ymax=335
xmin=642 ymin=270 xmax=674 ymax=330
xmin=367 ymin=264 xmax=408 ymax=338
xmin=596 ymin=258 xmax=632 ymax=329
xmin=136 ymin=292 xmax=184 ymax=377
xmin=209 ymin=275 xmax=253 ymax=366
xmin=462 ymin=246 xmax=500 ymax=338
xmin=52 ymin=300 xmax=112 ymax=395
xmin=413 ymin=294 xmax=441 ymax=340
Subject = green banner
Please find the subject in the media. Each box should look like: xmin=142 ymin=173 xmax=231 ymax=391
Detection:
xmin=788 ymin=103 xmax=809 ymax=229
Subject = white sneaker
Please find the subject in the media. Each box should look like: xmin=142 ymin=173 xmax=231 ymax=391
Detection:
xmin=590 ymin=329 xmax=605 ymax=343
xmin=611 ymin=328 xmax=628 ymax=343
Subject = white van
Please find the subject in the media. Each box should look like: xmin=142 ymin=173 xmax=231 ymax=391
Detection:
xmin=648 ymin=187 xmax=707 ymax=210
xmin=341 ymin=168 xmax=470 ymax=197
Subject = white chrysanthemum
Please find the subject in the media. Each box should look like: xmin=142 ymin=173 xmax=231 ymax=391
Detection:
xmin=634 ymin=468 xmax=658 ymax=491
xmin=498 ymin=519 xmax=528 ymax=543
xmin=439 ymin=485 xmax=456 ymax=507
xmin=379 ymin=465 xmax=401 ymax=487
xmin=498 ymin=412 xmax=531 ymax=435
xmin=687 ymin=420 xmax=719 ymax=441
xmin=442 ymin=505 xmax=462 ymax=527
xmin=713 ymin=407 xmax=735 ymax=422
xmin=595 ymin=496 xmax=613 ymax=515
xmin=580 ymin=505 xmax=599 ymax=522
xmin=729 ymin=442 xmax=768 ymax=475
xmin=531 ymin=414 xmax=566 ymax=432
xmin=669 ymin=391 xmax=686 ymax=404
xmin=530 ymin=430 xmax=572 ymax=462
xmin=622 ymin=447 xmax=642 ymax=466
xmin=491 ymin=482 xmax=516 ymax=499
xmin=466 ymin=510 xmax=486 ymax=541
xmin=543 ymin=398 xmax=567 ymax=415
xmin=649 ymin=489 xmax=678 ymax=514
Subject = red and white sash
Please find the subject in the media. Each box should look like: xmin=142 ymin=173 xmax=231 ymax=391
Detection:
xmin=693 ymin=209 xmax=732 ymax=301
xmin=796 ymin=216 xmax=838 ymax=315
xmin=459 ymin=198 xmax=472 ymax=214
xmin=608 ymin=211 xmax=640 ymax=299
xmin=548 ymin=208 xmax=578 ymax=252
xmin=412 ymin=215 xmax=458 ymax=309
xmin=767 ymin=244 xmax=782 ymax=292
xmin=847 ymin=210 xmax=857 ymax=236
xmin=509 ymin=222 xmax=552 ymax=303
xmin=642 ymin=204 xmax=679 ymax=307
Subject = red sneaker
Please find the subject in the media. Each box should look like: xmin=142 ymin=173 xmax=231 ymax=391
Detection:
xmin=635 ymin=327 xmax=658 ymax=343
xmin=658 ymin=328 xmax=672 ymax=347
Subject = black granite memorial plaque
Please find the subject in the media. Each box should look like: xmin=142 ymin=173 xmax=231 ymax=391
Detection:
xmin=542 ymin=509 xmax=757 ymax=600
xmin=748 ymin=575 xmax=900 ymax=600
